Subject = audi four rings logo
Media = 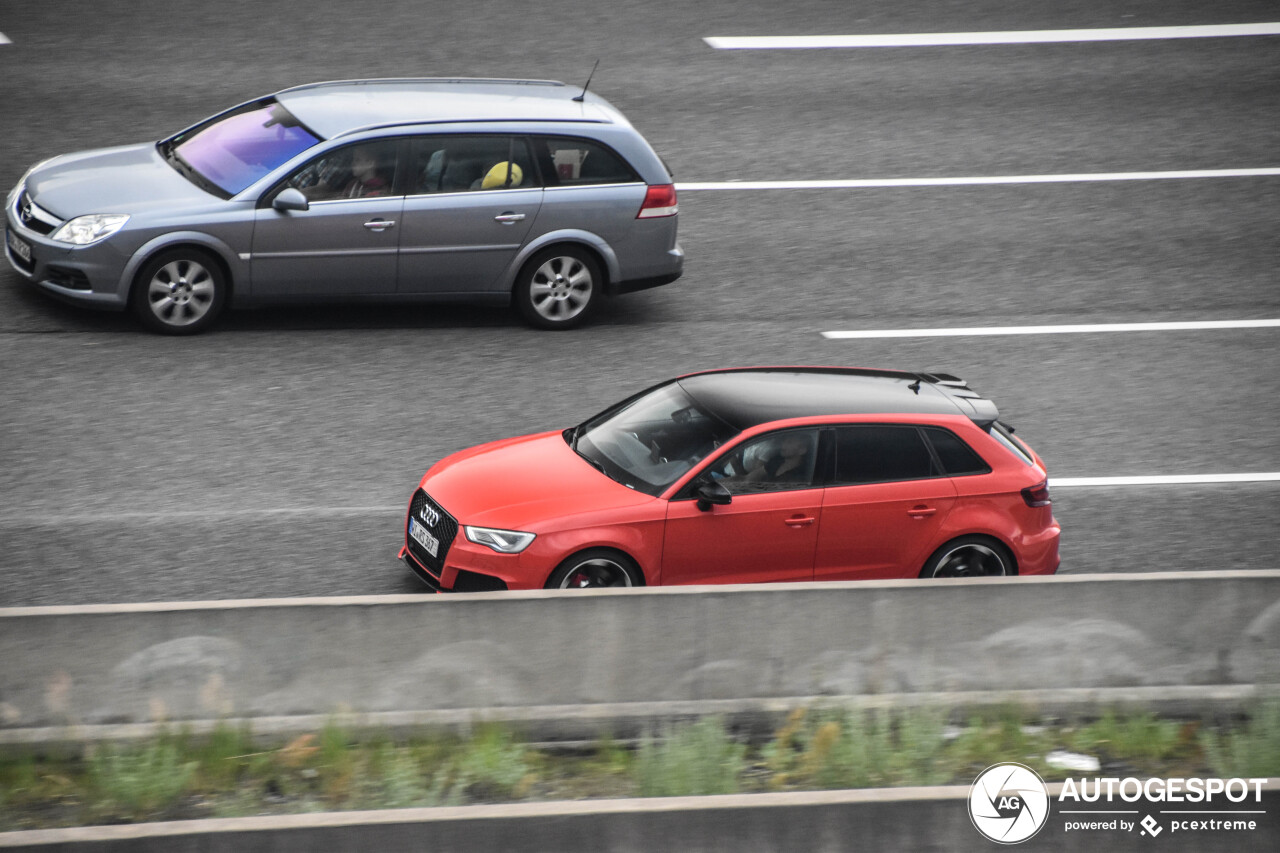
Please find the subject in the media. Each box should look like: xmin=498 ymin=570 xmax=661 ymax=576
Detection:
xmin=419 ymin=504 xmax=440 ymax=527
xmin=969 ymin=763 xmax=1051 ymax=844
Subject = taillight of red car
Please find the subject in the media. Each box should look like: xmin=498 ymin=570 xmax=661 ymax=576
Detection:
xmin=637 ymin=184 xmax=678 ymax=218
xmin=1021 ymin=480 xmax=1051 ymax=507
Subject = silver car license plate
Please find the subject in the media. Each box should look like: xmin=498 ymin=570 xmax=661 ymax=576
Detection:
xmin=409 ymin=518 xmax=439 ymax=557
xmin=7 ymin=229 xmax=32 ymax=264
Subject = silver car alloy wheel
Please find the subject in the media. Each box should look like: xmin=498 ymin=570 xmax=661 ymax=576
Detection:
xmin=147 ymin=259 xmax=216 ymax=327
xmin=529 ymin=255 xmax=593 ymax=323
xmin=929 ymin=543 xmax=1008 ymax=577
xmin=558 ymin=557 xmax=634 ymax=588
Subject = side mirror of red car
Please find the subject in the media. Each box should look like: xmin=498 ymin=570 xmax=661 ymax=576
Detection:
xmin=695 ymin=480 xmax=733 ymax=512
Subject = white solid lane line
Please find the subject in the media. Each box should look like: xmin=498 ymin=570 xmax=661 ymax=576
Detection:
xmin=822 ymin=320 xmax=1280 ymax=340
xmin=1052 ymin=474 xmax=1280 ymax=487
xmin=676 ymin=169 xmax=1280 ymax=192
xmin=705 ymin=23 xmax=1280 ymax=50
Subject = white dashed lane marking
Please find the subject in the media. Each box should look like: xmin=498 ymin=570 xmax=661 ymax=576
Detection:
xmin=676 ymin=169 xmax=1280 ymax=192
xmin=822 ymin=320 xmax=1280 ymax=339
xmin=705 ymin=23 xmax=1280 ymax=50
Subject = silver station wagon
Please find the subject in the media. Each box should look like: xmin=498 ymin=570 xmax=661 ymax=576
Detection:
xmin=5 ymin=78 xmax=683 ymax=333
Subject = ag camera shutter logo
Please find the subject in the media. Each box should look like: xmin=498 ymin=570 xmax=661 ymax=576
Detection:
xmin=969 ymin=763 xmax=1051 ymax=844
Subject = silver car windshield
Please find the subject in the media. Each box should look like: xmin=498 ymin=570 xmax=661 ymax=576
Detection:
xmin=573 ymin=383 xmax=737 ymax=496
xmin=172 ymin=101 xmax=322 ymax=196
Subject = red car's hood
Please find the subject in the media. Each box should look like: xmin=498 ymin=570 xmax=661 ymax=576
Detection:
xmin=420 ymin=430 xmax=653 ymax=530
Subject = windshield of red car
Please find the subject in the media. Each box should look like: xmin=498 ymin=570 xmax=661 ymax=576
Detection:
xmin=171 ymin=100 xmax=322 ymax=195
xmin=574 ymin=383 xmax=738 ymax=495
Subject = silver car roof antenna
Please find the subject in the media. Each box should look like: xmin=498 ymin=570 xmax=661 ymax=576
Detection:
xmin=572 ymin=60 xmax=600 ymax=102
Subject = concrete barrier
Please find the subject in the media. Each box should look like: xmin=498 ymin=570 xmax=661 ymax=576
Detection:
xmin=3 ymin=784 xmax=1277 ymax=852
xmin=3 ymin=572 xmax=1279 ymax=735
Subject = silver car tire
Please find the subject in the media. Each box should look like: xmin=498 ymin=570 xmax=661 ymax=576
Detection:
xmin=919 ymin=537 xmax=1015 ymax=578
xmin=546 ymin=549 xmax=642 ymax=589
xmin=131 ymin=249 xmax=227 ymax=335
xmin=514 ymin=246 xmax=601 ymax=330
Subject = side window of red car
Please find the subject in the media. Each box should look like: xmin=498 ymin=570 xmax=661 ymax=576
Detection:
xmin=703 ymin=429 xmax=821 ymax=495
xmin=921 ymin=427 xmax=991 ymax=476
xmin=833 ymin=426 xmax=939 ymax=485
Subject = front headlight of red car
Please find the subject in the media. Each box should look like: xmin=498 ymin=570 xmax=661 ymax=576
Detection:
xmin=464 ymin=526 xmax=536 ymax=554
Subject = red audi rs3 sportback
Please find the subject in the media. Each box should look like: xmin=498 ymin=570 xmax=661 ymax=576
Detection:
xmin=399 ymin=367 xmax=1060 ymax=591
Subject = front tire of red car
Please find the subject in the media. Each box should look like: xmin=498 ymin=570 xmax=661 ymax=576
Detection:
xmin=919 ymin=536 xmax=1015 ymax=578
xmin=546 ymin=549 xmax=643 ymax=589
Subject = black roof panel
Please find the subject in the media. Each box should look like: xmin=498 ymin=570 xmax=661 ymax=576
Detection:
xmin=675 ymin=368 xmax=988 ymax=430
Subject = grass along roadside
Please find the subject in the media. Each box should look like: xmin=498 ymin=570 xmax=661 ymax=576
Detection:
xmin=2 ymin=703 xmax=1278 ymax=831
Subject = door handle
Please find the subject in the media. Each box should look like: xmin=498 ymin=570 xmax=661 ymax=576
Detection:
xmin=784 ymin=516 xmax=816 ymax=527
xmin=907 ymin=505 xmax=937 ymax=518
xmin=363 ymin=219 xmax=396 ymax=231
xmin=494 ymin=212 xmax=526 ymax=224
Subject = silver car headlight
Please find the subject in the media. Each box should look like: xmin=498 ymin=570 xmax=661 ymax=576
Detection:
xmin=464 ymin=526 xmax=536 ymax=554
xmin=51 ymin=214 xmax=130 ymax=245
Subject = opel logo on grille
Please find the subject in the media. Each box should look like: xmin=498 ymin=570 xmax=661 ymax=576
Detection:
xmin=419 ymin=504 xmax=440 ymax=527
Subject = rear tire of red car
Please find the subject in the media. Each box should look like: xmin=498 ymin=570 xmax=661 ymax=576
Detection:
xmin=514 ymin=246 xmax=602 ymax=330
xmin=131 ymin=248 xmax=227 ymax=335
xmin=546 ymin=548 xmax=643 ymax=589
xmin=919 ymin=536 xmax=1015 ymax=578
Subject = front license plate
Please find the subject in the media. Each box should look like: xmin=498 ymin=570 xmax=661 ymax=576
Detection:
xmin=409 ymin=518 xmax=439 ymax=557
xmin=7 ymin=229 xmax=31 ymax=264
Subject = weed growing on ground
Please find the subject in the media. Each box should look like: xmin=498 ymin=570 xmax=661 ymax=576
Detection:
xmin=592 ymin=731 xmax=633 ymax=777
xmin=186 ymin=720 xmax=259 ymax=791
xmin=762 ymin=706 xmax=950 ymax=790
xmin=366 ymin=742 xmax=432 ymax=809
xmin=947 ymin=705 xmax=1054 ymax=777
xmin=4 ymin=703 xmax=1278 ymax=830
xmin=634 ymin=716 xmax=746 ymax=797
xmin=453 ymin=724 xmax=532 ymax=801
xmin=1069 ymin=709 xmax=1184 ymax=764
xmin=86 ymin=734 xmax=196 ymax=818
xmin=1201 ymin=700 xmax=1280 ymax=778
xmin=316 ymin=719 xmax=358 ymax=805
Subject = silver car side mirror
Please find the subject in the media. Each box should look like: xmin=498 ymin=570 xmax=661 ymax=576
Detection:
xmin=272 ymin=188 xmax=309 ymax=212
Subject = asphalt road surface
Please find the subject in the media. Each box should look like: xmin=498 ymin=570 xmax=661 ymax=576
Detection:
xmin=1 ymin=0 xmax=1277 ymax=605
